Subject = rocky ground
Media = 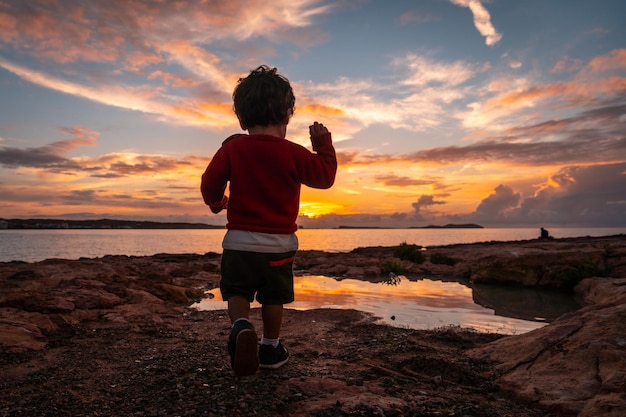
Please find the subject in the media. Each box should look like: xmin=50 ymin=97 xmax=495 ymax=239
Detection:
xmin=1 ymin=235 xmax=625 ymax=416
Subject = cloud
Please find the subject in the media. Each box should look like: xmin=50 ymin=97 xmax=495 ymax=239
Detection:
xmin=449 ymin=0 xmax=502 ymax=46
xmin=552 ymin=56 xmax=585 ymax=74
xmin=296 ymin=54 xmax=478 ymax=138
xmin=397 ymin=54 xmax=476 ymax=87
xmin=460 ymin=49 xmax=626 ymax=132
xmin=1 ymin=1 xmax=624 ymax=228
xmin=0 ymin=126 xmax=97 ymax=170
xmin=0 ymin=0 xmax=337 ymax=130
xmin=412 ymin=195 xmax=446 ymax=216
xmin=453 ymin=163 xmax=626 ymax=226
xmin=0 ymin=128 xmax=198 ymax=179
xmin=0 ymin=0 xmax=334 ymax=64
xmin=514 ymin=163 xmax=626 ymax=226
xmin=474 ymin=184 xmax=520 ymax=217
xmin=337 ymin=99 xmax=626 ymax=169
xmin=583 ymin=48 xmax=626 ymax=74
xmin=0 ymin=0 xmax=503 ymax=143
xmin=157 ymin=40 xmax=232 ymax=91
xmin=104 ymin=155 xmax=193 ymax=177
xmin=298 ymin=163 xmax=626 ymax=228
xmin=376 ymin=174 xmax=435 ymax=187
xmin=0 ymin=146 xmax=75 ymax=170
xmin=0 ymin=184 xmax=186 ymax=211
xmin=405 ymin=112 xmax=626 ymax=167
xmin=148 ymin=70 xmax=201 ymax=88
xmin=0 ymin=57 xmax=237 ymax=128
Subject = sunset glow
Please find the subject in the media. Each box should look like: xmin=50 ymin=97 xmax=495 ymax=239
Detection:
xmin=0 ymin=1 xmax=624 ymax=227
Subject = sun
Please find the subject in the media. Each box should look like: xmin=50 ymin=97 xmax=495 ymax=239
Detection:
xmin=298 ymin=202 xmax=343 ymax=218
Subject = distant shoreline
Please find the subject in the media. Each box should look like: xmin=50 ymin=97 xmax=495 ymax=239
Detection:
xmin=337 ymin=223 xmax=484 ymax=229
xmin=0 ymin=218 xmax=225 ymax=230
xmin=1 ymin=218 xmax=484 ymax=230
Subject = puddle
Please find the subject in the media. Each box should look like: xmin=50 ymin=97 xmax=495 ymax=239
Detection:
xmin=192 ymin=275 xmax=582 ymax=335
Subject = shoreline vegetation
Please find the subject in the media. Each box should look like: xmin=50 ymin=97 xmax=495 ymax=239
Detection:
xmin=0 ymin=218 xmax=484 ymax=230
xmin=1 ymin=235 xmax=625 ymax=416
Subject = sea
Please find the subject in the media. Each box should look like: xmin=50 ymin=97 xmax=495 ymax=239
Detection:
xmin=2 ymin=227 xmax=624 ymax=263
xmin=2 ymin=227 xmax=624 ymax=335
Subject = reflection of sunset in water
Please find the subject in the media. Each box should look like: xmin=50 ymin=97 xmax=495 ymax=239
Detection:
xmin=193 ymin=275 xmax=548 ymax=335
xmin=294 ymin=276 xmax=476 ymax=309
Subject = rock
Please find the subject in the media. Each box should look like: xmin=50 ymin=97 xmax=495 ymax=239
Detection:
xmin=1 ymin=235 xmax=625 ymax=416
xmin=0 ymin=254 xmax=218 ymax=351
xmin=467 ymin=251 xmax=608 ymax=289
xmin=575 ymin=276 xmax=626 ymax=306
xmin=296 ymin=235 xmax=626 ymax=290
xmin=0 ymin=308 xmax=56 ymax=352
xmin=152 ymin=283 xmax=192 ymax=304
xmin=0 ymin=320 xmax=48 ymax=352
xmin=467 ymin=277 xmax=626 ymax=416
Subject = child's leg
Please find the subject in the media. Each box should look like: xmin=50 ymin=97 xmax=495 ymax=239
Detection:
xmin=261 ymin=304 xmax=284 ymax=339
xmin=259 ymin=303 xmax=289 ymax=369
xmin=226 ymin=295 xmax=258 ymax=377
xmin=228 ymin=295 xmax=251 ymax=323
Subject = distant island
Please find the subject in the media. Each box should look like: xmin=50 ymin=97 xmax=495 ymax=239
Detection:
xmin=417 ymin=223 xmax=484 ymax=229
xmin=337 ymin=224 xmax=484 ymax=229
xmin=1 ymin=219 xmax=484 ymax=230
xmin=0 ymin=218 xmax=225 ymax=230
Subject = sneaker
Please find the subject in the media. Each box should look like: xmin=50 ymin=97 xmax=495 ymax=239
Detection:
xmin=227 ymin=320 xmax=259 ymax=377
xmin=259 ymin=342 xmax=289 ymax=369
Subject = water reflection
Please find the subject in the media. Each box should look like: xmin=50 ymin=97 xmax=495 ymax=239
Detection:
xmin=192 ymin=275 xmax=581 ymax=335
xmin=472 ymin=283 xmax=582 ymax=322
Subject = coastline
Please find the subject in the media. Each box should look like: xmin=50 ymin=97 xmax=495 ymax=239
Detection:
xmin=1 ymin=235 xmax=625 ymax=416
xmin=4 ymin=228 xmax=626 ymax=265
xmin=1 ymin=218 xmax=482 ymax=230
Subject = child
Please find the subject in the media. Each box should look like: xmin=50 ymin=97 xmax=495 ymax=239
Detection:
xmin=201 ymin=65 xmax=337 ymax=377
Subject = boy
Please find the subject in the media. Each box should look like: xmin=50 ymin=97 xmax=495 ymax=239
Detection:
xmin=201 ymin=65 xmax=337 ymax=377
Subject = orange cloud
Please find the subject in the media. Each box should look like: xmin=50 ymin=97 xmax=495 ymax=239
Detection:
xmin=0 ymin=10 xmax=17 ymax=42
xmin=126 ymin=52 xmax=164 ymax=73
xmin=297 ymin=103 xmax=346 ymax=118
xmin=0 ymin=57 xmax=240 ymax=128
xmin=585 ymin=48 xmax=626 ymax=73
xmin=169 ymin=102 xmax=234 ymax=127
xmin=487 ymin=74 xmax=626 ymax=112
xmin=462 ymin=49 xmax=626 ymax=131
xmin=4 ymin=4 xmax=119 ymax=64
xmin=552 ymin=56 xmax=585 ymax=73
xmin=148 ymin=70 xmax=200 ymax=87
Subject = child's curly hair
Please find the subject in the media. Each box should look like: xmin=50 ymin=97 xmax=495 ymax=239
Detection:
xmin=233 ymin=65 xmax=296 ymax=129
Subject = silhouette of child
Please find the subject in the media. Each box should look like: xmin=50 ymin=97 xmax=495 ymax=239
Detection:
xmin=201 ymin=65 xmax=337 ymax=376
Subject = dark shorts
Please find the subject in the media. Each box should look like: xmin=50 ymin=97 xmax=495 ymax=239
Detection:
xmin=220 ymin=249 xmax=297 ymax=305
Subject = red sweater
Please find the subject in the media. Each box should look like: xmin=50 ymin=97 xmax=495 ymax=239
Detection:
xmin=201 ymin=133 xmax=336 ymax=234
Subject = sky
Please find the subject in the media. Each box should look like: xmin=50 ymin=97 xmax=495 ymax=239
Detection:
xmin=1 ymin=0 xmax=625 ymax=228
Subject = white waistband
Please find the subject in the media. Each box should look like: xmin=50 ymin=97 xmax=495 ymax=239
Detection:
xmin=222 ymin=230 xmax=298 ymax=253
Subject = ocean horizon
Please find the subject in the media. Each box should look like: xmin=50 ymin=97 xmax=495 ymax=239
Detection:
xmin=1 ymin=226 xmax=625 ymax=263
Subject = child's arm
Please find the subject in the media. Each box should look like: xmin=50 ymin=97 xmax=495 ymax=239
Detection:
xmin=301 ymin=121 xmax=337 ymax=189
xmin=309 ymin=122 xmax=331 ymax=151
xmin=201 ymin=148 xmax=230 ymax=214
xmin=208 ymin=195 xmax=228 ymax=214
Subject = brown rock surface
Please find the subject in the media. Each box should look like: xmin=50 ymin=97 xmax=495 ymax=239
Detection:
xmin=296 ymin=234 xmax=626 ymax=289
xmin=0 ymin=254 xmax=222 ymax=352
xmin=467 ymin=277 xmax=626 ymax=416
xmin=1 ymin=235 xmax=625 ymax=416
